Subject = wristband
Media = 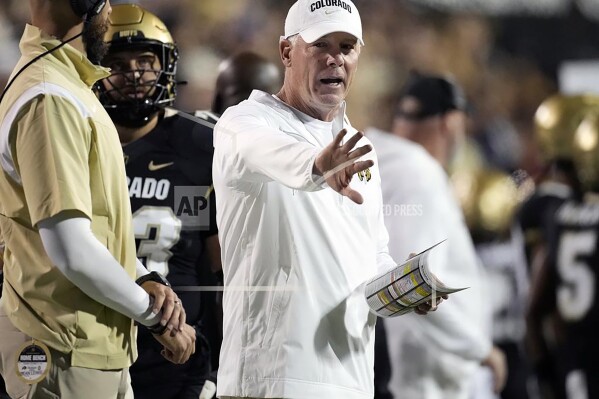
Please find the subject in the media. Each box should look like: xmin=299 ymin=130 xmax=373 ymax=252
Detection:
xmin=147 ymin=321 xmax=168 ymax=335
xmin=136 ymin=272 xmax=170 ymax=335
xmin=135 ymin=271 xmax=171 ymax=287
xmin=144 ymin=296 xmax=168 ymax=335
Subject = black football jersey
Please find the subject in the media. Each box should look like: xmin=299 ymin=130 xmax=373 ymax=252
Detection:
xmin=123 ymin=109 xmax=218 ymax=324
xmin=476 ymin=236 xmax=529 ymax=344
xmin=547 ymin=197 xmax=599 ymax=373
xmin=517 ymin=181 xmax=573 ymax=268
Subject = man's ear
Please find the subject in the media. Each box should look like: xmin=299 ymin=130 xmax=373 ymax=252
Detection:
xmin=279 ymin=38 xmax=292 ymax=67
xmin=444 ymin=110 xmax=464 ymax=133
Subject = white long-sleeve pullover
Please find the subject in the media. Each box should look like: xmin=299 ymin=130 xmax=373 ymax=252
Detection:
xmin=213 ymin=92 xmax=396 ymax=399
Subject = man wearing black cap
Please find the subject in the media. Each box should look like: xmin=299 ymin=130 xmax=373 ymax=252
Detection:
xmin=367 ymin=72 xmax=507 ymax=399
xmin=391 ymin=72 xmax=469 ymax=168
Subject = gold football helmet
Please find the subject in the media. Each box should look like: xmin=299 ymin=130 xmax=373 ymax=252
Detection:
xmin=534 ymin=94 xmax=599 ymax=161
xmin=573 ymin=108 xmax=599 ymax=191
xmin=452 ymin=169 xmax=522 ymax=237
xmin=97 ymin=4 xmax=179 ymax=126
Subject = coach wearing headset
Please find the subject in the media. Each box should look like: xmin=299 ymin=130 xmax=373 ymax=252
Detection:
xmin=0 ymin=1 xmax=196 ymax=398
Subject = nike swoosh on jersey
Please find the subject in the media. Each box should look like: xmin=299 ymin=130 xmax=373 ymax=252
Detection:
xmin=324 ymin=9 xmax=341 ymax=14
xmin=148 ymin=161 xmax=174 ymax=171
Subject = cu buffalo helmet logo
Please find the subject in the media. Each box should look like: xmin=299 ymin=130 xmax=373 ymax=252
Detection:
xmin=357 ymin=168 xmax=372 ymax=182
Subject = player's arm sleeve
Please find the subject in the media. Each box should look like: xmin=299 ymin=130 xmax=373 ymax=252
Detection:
xmin=136 ymin=258 xmax=149 ymax=279
xmin=38 ymin=213 xmax=162 ymax=327
xmin=214 ymin=110 xmax=323 ymax=191
xmin=14 ymin=95 xmax=94 ymax=225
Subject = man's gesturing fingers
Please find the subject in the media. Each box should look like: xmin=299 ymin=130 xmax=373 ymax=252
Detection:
xmin=341 ymin=129 xmax=365 ymax=152
xmin=314 ymin=129 xmax=376 ymax=204
xmin=350 ymin=160 xmax=374 ymax=175
xmin=332 ymin=128 xmax=348 ymax=147
xmin=348 ymin=144 xmax=372 ymax=161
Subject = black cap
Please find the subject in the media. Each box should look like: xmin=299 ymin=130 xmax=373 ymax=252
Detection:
xmin=395 ymin=71 xmax=467 ymax=120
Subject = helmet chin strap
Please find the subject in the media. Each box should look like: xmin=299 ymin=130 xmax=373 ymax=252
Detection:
xmin=107 ymin=105 xmax=160 ymax=128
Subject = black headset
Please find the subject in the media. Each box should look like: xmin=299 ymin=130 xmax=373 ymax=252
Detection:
xmin=0 ymin=0 xmax=107 ymax=105
xmin=70 ymin=0 xmax=107 ymax=18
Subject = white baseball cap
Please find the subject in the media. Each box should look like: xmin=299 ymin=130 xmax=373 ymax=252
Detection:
xmin=284 ymin=0 xmax=364 ymax=46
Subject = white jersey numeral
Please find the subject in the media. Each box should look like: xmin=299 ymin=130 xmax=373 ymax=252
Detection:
xmin=557 ymin=231 xmax=597 ymax=321
xmin=132 ymin=206 xmax=182 ymax=276
xmin=565 ymin=369 xmax=588 ymax=399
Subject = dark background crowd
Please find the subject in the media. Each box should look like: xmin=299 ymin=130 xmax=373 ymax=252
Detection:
xmin=1 ymin=0 xmax=599 ymax=180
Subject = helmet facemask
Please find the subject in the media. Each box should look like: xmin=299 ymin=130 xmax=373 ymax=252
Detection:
xmin=95 ymin=4 xmax=179 ymax=128
xmin=97 ymin=41 xmax=178 ymax=127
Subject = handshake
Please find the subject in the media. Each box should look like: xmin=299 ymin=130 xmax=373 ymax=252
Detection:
xmin=139 ymin=278 xmax=197 ymax=364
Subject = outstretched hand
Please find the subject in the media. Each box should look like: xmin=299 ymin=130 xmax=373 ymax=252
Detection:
xmin=313 ymin=129 xmax=374 ymax=204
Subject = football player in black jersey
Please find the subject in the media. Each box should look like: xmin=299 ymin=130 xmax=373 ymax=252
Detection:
xmin=552 ymin=106 xmax=599 ymax=399
xmin=526 ymin=97 xmax=599 ymax=399
xmin=96 ymin=4 xmax=220 ymax=399
xmin=454 ymin=168 xmax=533 ymax=399
xmin=523 ymin=94 xmax=599 ymax=399
xmin=518 ymin=95 xmax=598 ymax=268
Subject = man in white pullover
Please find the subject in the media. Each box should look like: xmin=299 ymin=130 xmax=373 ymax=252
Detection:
xmin=367 ymin=72 xmax=507 ymax=399
xmin=213 ymin=1 xmax=441 ymax=398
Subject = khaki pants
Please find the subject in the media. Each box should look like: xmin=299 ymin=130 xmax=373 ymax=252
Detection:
xmin=0 ymin=297 xmax=30 ymax=399
xmin=26 ymin=349 xmax=133 ymax=399
xmin=0 ymin=298 xmax=133 ymax=399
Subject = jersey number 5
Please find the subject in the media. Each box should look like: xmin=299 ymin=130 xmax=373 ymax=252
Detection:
xmin=557 ymin=231 xmax=597 ymax=321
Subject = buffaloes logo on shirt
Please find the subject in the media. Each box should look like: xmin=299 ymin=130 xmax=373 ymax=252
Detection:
xmin=357 ymin=168 xmax=371 ymax=182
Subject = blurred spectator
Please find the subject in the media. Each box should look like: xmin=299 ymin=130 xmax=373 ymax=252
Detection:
xmin=367 ymin=71 xmax=507 ymax=399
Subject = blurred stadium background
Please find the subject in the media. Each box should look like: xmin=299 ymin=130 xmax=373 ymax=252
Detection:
xmin=2 ymin=0 xmax=599 ymax=177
